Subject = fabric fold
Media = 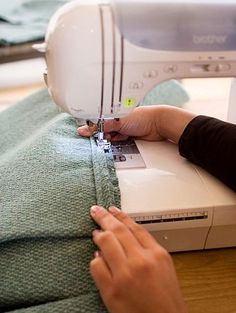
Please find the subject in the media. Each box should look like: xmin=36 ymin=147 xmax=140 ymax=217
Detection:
xmin=0 ymin=89 xmax=119 ymax=312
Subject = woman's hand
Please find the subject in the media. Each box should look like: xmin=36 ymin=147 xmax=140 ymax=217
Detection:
xmin=78 ymin=106 xmax=164 ymax=141
xmin=90 ymin=205 xmax=188 ymax=313
xmin=78 ymin=105 xmax=196 ymax=144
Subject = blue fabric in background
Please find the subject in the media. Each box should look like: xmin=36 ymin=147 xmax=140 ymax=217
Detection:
xmin=0 ymin=0 xmax=69 ymax=45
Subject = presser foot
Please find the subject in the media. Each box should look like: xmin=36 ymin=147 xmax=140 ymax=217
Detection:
xmin=95 ymin=136 xmax=111 ymax=153
xmin=86 ymin=118 xmax=111 ymax=153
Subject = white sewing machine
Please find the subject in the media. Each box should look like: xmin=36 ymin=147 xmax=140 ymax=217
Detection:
xmin=42 ymin=0 xmax=236 ymax=252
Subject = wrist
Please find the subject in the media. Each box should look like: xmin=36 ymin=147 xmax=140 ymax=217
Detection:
xmin=156 ymin=105 xmax=196 ymax=144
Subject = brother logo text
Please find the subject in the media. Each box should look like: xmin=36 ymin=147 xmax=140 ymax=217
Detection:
xmin=193 ymin=35 xmax=227 ymax=45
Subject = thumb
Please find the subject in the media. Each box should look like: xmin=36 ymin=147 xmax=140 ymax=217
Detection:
xmin=77 ymin=124 xmax=96 ymax=137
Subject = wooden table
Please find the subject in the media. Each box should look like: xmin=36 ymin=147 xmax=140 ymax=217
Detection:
xmin=0 ymin=42 xmax=42 ymax=64
xmin=172 ymin=248 xmax=236 ymax=313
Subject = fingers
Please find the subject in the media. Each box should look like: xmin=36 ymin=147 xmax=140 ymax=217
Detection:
xmin=103 ymin=119 xmax=122 ymax=133
xmin=90 ymin=205 xmax=165 ymax=295
xmin=90 ymin=206 xmax=140 ymax=255
xmin=109 ymin=133 xmax=129 ymax=142
xmin=90 ymin=252 xmax=112 ymax=292
xmin=77 ymin=119 xmax=122 ymax=138
xmin=107 ymin=207 xmax=160 ymax=250
xmin=90 ymin=206 xmax=161 ymax=251
xmin=77 ymin=124 xmax=96 ymax=137
xmin=92 ymin=229 xmax=126 ymax=272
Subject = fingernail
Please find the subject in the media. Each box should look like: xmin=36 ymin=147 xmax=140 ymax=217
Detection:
xmin=108 ymin=206 xmax=121 ymax=215
xmin=90 ymin=205 xmax=103 ymax=216
xmin=92 ymin=229 xmax=101 ymax=237
xmin=94 ymin=250 xmax=100 ymax=258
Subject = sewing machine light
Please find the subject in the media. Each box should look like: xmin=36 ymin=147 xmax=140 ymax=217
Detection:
xmin=123 ymin=98 xmax=137 ymax=108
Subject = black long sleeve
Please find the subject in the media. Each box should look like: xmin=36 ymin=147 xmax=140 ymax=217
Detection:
xmin=178 ymin=115 xmax=236 ymax=192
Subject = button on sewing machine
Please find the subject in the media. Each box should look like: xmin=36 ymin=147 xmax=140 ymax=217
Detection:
xmin=129 ymin=81 xmax=144 ymax=89
xmin=164 ymin=64 xmax=178 ymax=74
xmin=143 ymin=70 xmax=158 ymax=78
xmin=191 ymin=63 xmax=231 ymax=73
xmin=206 ymin=63 xmax=231 ymax=72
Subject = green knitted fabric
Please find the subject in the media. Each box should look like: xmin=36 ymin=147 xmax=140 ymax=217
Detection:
xmin=140 ymin=80 xmax=189 ymax=107
xmin=0 ymin=0 xmax=69 ymax=45
xmin=0 ymin=89 xmax=120 ymax=312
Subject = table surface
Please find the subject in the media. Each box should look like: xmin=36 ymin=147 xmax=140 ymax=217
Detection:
xmin=0 ymin=42 xmax=42 ymax=64
xmin=173 ymin=247 xmax=236 ymax=313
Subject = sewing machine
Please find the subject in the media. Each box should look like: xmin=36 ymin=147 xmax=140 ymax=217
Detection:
xmin=41 ymin=0 xmax=236 ymax=252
